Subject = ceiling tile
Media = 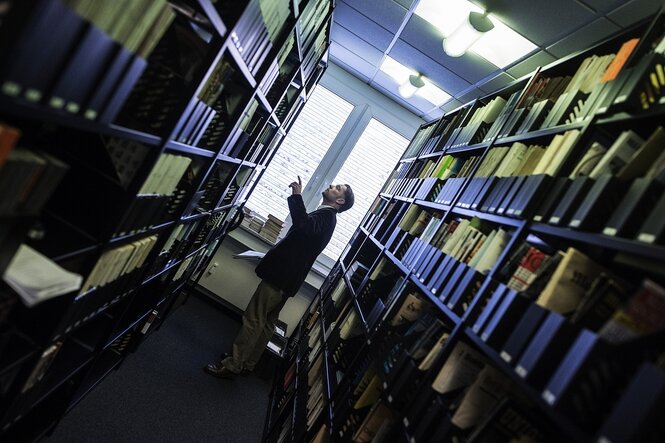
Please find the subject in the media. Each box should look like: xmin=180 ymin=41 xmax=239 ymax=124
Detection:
xmin=455 ymin=88 xmax=486 ymax=104
xmin=331 ymin=24 xmax=385 ymax=65
xmin=577 ymin=0 xmax=633 ymax=13
xmin=440 ymin=99 xmax=465 ymax=114
xmin=469 ymin=0 xmax=597 ymax=47
xmin=477 ymin=72 xmax=517 ymax=94
xmin=371 ymin=84 xmax=428 ymax=118
xmin=387 ymin=39 xmax=472 ymax=95
xmin=424 ymin=108 xmax=445 ymax=121
xmin=399 ymin=14 xmax=501 ymax=83
xmin=506 ymin=50 xmax=558 ymax=79
xmin=329 ymin=41 xmax=377 ymax=81
xmin=607 ymin=0 xmax=663 ymax=27
xmin=371 ymin=72 xmax=439 ymax=114
xmin=546 ymin=17 xmax=622 ymax=58
xmin=392 ymin=0 xmax=416 ymax=10
xmin=333 ymin=2 xmax=395 ymax=51
xmin=338 ymin=0 xmax=408 ymax=31
xmin=327 ymin=0 xmax=658 ymax=121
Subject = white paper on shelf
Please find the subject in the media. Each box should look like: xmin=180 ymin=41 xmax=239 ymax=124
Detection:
xmin=3 ymin=244 xmax=83 ymax=306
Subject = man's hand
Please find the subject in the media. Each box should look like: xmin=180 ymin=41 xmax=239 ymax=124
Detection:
xmin=289 ymin=175 xmax=302 ymax=195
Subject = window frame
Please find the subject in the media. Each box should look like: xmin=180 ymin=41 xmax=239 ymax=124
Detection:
xmin=246 ymin=63 xmax=425 ymax=273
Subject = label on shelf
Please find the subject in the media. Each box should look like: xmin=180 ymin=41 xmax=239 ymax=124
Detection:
xmin=516 ymin=366 xmax=528 ymax=378
xmin=542 ymin=389 xmax=556 ymax=405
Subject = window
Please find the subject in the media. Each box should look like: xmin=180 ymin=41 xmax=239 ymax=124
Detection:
xmin=245 ymin=86 xmax=354 ymax=221
xmin=322 ymin=119 xmax=409 ymax=259
xmin=243 ymin=67 xmax=423 ymax=272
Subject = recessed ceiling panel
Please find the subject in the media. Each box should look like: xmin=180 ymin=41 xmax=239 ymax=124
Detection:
xmin=468 ymin=0 xmax=596 ymax=47
xmin=370 ymin=79 xmax=428 ymax=117
xmin=333 ymin=2 xmax=395 ymax=51
xmin=392 ymin=0 xmax=416 ymax=9
xmin=331 ymin=24 xmax=385 ymax=66
xmin=546 ymin=17 xmax=622 ymax=58
xmin=607 ymin=0 xmax=663 ymax=28
xmin=372 ymin=72 xmax=437 ymax=115
xmin=506 ymin=50 xmax=558 ymax=78
xmin=440 ymin=99 xmax=465 ymax=113
xmin=578 ymin=0 xmax=633 ymax=13
xmin=328 ymin=0 xmax=658 ymax=120
xmin=424 ymin=107 xmax=445 ymax=121
xmin=388 ymin=39 xmax=472 ymax=94
xmin=329 ymin=41 xmax=378 ymax=81
xmin=455 ymin=87 xmax=486 ymax=104
xmin=338 ymin=0 xmax=408 ymax=31
xmin=477 ymin=72 xmax=517 ymax=94
xmin=400 ymin=15 xmax=501 ymax=83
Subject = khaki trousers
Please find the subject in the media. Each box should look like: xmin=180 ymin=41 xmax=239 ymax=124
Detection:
xmin=222 ymin=280 xmax=286 ymax=374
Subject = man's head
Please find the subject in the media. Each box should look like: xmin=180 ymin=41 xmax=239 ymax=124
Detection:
xmin=322 ymin=184 xmax=354 ymax=213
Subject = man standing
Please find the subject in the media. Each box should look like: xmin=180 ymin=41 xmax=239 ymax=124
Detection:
xmin=205 ymin=177 xmax=354 ymax=378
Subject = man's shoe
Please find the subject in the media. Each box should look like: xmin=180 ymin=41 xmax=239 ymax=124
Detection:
xmin=204 ymin=362 xmax=238 ymax=379
xmin=218 ymin=353 xmax=253 ymax=375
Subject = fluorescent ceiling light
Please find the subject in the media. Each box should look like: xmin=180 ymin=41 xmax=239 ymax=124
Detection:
xmin=443 ymin=12 xmax=494 ymax=57
xmin=379 ymin=56 xmax=415 ymax=84
xmin=379 ymin=56 xmax=451 ymax=106
xmin=399 ymin=74 xmax=425 ymax=98
xmin=415 ymin=0 xmax=538 ymax=68
xmin=472 ymin=15 xmax=538 ymax=67
xmin=417 ymin=79 xmax=450 ymax=106
xmin=414 ymin=0 xmax=482 ymax=37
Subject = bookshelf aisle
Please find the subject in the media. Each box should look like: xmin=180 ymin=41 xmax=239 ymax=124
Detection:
xmin=0 ymin=0 xmax=333 ymax=440
xmin=262 ymin=7 xmax=665 ymax=443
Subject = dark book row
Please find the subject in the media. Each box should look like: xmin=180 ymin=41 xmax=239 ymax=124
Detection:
xmin=384 ymin=132 xmax=665 ymax=247
xmin=264 ymin=9 xmax=665 ymax=443
xmin=0 ymin=0 xmax=178 ymax=126
xmin=0 ymin=0 xmax=334 ymax=440
xmin=229 ymin=0 xmax=276 ymax=76
xmin=294 ymin=226 xmax=664 ymax=441
xmin=0 ymin=250 xmax=200 ymax=441
xmin=0 ymin=131 xmax=70 ymax=217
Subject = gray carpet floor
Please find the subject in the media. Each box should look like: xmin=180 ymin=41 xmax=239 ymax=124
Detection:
xmin=44 ymin=294 xmax=272 ymax=443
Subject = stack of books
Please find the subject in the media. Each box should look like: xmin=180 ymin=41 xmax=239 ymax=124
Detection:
xmin=261 ymin=214 xmax=284 ymax=243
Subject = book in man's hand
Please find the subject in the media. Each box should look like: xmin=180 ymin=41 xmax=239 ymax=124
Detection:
xmin=232 ymin=250 xmax=265 ymax=261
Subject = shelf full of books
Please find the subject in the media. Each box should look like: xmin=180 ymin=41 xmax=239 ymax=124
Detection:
xmin=262 ymin=8 xmax=665 ymax=443
xmin=0 ymin=0 xmax=334 ymax=440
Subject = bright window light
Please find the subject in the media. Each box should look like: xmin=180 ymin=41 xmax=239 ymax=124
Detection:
xmin=414 ymin=0 xmax=537 ymax=68
xmin=245 ymin=86 xmax=353 ymax=221
xmin=380 ymin=56 xmax=451 ymax=106
xmin=323 ymin=119 xmax=409 ymax=260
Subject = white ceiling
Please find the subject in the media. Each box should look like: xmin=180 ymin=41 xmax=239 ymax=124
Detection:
xmin=328 ymin=0 xmax=664 ymax=120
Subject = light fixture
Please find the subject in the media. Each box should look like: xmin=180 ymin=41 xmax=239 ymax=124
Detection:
xmin=379 ymin=57 xmax=451 ymax=106
xmin=398 ymin=74 xmax=425 ymax=98
xmin=443 ymin=11 xmax=494 ymax=57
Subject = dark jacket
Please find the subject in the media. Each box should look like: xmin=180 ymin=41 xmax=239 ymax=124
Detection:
xmin=255 ymin=194 xmax=337 ymax=297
